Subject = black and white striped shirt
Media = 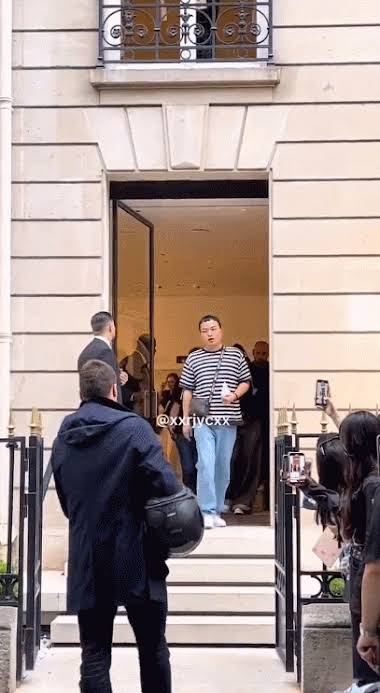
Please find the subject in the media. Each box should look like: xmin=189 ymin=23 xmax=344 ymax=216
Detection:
xmin=179 ymin=347 xmax=252 ymax=424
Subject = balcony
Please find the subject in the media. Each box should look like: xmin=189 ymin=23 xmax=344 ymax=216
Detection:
xmin=98 ymin=0 xmax=272 ymax=64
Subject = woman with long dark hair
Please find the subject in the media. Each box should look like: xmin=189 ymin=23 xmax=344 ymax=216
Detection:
xmin=304 ymin=433 xmax=347 ymax=531
xmin=304 ymin=412 xmax=380 ymax=693
xmin=336 ymin=412 xmax=380 ymax=693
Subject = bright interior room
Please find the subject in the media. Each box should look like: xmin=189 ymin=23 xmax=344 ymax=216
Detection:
xmin=115 ymin=198 xmax=269 ymax=381
xmin=114 ymin=195 xmax=270 ymax=521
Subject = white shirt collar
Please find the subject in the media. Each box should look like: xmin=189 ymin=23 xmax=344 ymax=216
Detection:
xmin=94 ymin=335 xmax=112 ymax=349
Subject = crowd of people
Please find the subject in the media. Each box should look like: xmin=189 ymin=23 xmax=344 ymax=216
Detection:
xmin=123 ymin=316 xmax=268 ymax=526
xmin=80 ymin=311 xmax=270 ymax=528
xmin=299 ymin=401 xmax=380 ymax=693
xmin=50 ymin=309 xmax=380 ymax=691
xmin=51 ymin=309 xmax=269 ymax=691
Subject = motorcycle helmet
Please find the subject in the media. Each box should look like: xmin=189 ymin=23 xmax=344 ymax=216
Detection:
xmin=145 ymin=486 xmax=204 ymax=558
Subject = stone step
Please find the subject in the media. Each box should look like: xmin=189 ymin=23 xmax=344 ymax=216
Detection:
xmin=192 ymin=525 xmax=274 ymax=557
xmin=62 ymin=557 xmax=274 ymax=585
xmin=167 ymin=558 xmax=274 ymax=585
xmin=41 ymin=573 xmax=274 ymax=615
xmin=51 ymin=614 xmax=275 ymax=646
xmin=58 ymin=526 xmax=274 ymax=575
xmin=167 ymin=585 xmax=274 ymax=613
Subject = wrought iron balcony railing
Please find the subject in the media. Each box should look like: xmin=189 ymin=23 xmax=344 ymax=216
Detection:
xmin=99 ymin=0 xmax=272 ymax=63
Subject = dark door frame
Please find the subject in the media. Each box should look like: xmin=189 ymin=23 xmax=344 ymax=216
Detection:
xmin=112 ymin=199 xmax=156 ymax=421
xmin=111 ymin=178 xmax=269 ymax=422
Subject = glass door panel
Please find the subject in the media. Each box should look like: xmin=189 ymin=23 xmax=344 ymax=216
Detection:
xmin=113 ymin=201 xmax=156 ymax=422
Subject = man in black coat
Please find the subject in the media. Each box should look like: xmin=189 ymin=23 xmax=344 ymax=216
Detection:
xmin=77 ymin=311 xmax=127 ymax=403
xmin=51 ymin=359 xmax=180 ymax=693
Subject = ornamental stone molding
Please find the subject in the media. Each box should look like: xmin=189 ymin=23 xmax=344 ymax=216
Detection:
xmin=85 ymin=104 xmax=289 ymax=172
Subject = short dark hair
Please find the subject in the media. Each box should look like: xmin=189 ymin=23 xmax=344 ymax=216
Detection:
xmin=198 ymin=315 xmax=222 ymax=331
xmin=79 ymin=359 xmax=116 ymax=401
xmin=91 ymin=311 xmax=114 ymax=335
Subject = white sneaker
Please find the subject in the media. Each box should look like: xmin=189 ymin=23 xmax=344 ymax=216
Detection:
xmin=334 ymin=683 xmax=380 ymax=693
xmin=203 ymin=514 xmax=214 ymax=530
xmin=233 ymin=507 xmax=244 ymax=515
xmin=213 ymin=515 xmax=227 ymax=528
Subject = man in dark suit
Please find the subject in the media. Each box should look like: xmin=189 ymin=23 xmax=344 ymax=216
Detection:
xmin=77 ymin=311 xmax=127 ymax=403
xmin=52 ymin=359 xmax=179 ymax=693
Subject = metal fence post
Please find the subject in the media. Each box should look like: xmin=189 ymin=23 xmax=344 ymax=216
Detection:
xmin=25 ymin=409 xmax=43 ymax=671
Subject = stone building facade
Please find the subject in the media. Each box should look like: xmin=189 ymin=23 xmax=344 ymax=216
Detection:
xmin=1 ymin=0 xmax=380 ymax=567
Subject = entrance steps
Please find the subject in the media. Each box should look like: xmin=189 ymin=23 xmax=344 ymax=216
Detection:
xmin=47 ymin=525 xmax=275 ymax=646
xmin=51 ymin=614 xmax=274 ymax=645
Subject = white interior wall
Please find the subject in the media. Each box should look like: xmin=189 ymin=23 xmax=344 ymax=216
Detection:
xmin=118 ymin=293 xmax=269 ymax=383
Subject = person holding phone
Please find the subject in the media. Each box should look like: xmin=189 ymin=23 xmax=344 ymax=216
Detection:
xmin=296 ymin=409 xmax=380 ymax=693
xmin=332 ymin=413 xmax=380 ymax=693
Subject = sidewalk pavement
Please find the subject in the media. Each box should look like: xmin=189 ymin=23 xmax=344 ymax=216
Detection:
xmin=21 ymin=647 xmax=299 ymax=692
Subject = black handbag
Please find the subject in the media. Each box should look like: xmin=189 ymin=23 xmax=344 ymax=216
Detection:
xmin=189 ymin=348 xmax=225 ymax=418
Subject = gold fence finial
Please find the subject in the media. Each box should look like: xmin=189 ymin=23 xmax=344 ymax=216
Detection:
xmin=376 ymin=403 xmax=379 ymax=418
xmin=290 ymin=403 xmax=298 ymax=435
xmin=30 ymin=408 xmax=41 ymax=437
xmin=348 ymin=403 xmax=352 ymax=415
xmin=321 ymin=409 xmax=328 ymax=434
xmin=277 ymin=406 xmax=289 ymax=436
xmin=8 ymin=409 xmax=15 ymax=438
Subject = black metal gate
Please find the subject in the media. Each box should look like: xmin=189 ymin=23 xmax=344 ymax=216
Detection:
xmin=0 ymin=425 xmax=44 ymax=681
xmin=274 ymin=434 xmax=295 ymax=672
xmin=275 ymin=430 xmax=346 ymax=680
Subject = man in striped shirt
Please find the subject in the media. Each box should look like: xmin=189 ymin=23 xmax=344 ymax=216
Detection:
xmin=180 ymin=315 xmax=251 ymax=529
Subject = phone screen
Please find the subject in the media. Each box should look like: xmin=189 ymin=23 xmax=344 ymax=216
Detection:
xmin=282 ymin=453 xmax=311 ymax=484
xmin=315 ymin=379 xmax=330 ymax=408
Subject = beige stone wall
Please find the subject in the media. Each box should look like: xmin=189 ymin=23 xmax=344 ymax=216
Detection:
xmin=10 ymin=0 xmax=380 ymax=564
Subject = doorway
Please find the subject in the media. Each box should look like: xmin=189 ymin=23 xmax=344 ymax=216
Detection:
xmin=112 ymin=180 xmax=270 ymax=521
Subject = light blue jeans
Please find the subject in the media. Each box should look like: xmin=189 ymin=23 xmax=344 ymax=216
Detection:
xmin=194 ymin=424 xmax=237 ymax=514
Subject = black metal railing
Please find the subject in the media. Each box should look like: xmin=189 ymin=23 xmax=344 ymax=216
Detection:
xmin=0 ymin=436 xmax=27 ymax=682
xmin=275 ymin=432 xmax=345 ymax=681
xmin=98 ymin=0 xmax=272 ymax=63
xmin=0 ymin=417 xmax=49 ymax=682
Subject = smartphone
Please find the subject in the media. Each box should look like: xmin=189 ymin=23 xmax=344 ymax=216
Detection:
xmin=315 ymin=379 xmax=330 ymax=408
xmin=282 ymin=452 xmax=311 ymax=484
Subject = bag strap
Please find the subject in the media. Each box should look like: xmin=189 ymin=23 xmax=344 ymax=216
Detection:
xmin=208 ymin=347 xmax=226 ymax=404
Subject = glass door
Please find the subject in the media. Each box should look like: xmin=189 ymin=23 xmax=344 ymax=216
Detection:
xmin=112 ymin=200 xmax=157 ymax=422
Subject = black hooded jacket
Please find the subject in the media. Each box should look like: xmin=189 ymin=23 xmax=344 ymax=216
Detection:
xmin=51 ymin=397 xmax=180 ymax=613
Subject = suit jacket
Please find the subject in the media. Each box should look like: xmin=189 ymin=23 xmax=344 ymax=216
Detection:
xmin=78 ymin=337 xmax=122 ymax=403
xmin=51 ymin=397 xmax=180 ymax=613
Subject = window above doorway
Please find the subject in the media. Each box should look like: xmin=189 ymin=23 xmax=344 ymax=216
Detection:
xmin=99 ymin=0 xmax=272 ymax=64
xmin=91 ymin=0 xmax=280 ymax=89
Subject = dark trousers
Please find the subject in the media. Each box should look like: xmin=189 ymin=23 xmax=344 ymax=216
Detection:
xmin=78 ymin=597 xmax=171 ymax=693
xmin=227 ymin=419 xmax=262 ymax=510
xmin=175 ymin=433 xmax=197 ymax=493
